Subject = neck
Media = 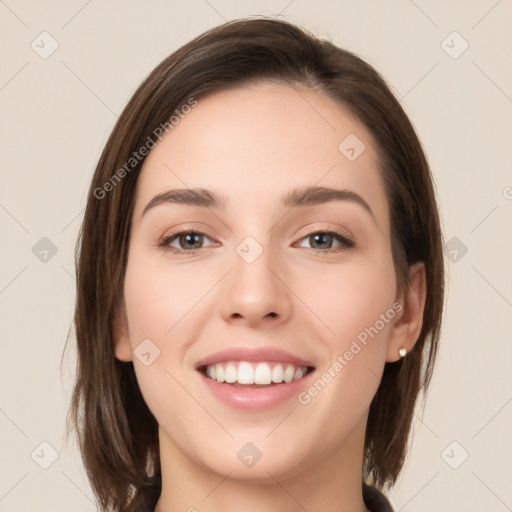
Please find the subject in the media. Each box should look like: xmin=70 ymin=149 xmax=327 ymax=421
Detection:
xmin=154 ymin=417 xmax=370 ymax=512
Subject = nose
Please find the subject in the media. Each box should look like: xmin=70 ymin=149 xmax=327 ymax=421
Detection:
xmin=220 ymin=242 xmax=293 ymax=328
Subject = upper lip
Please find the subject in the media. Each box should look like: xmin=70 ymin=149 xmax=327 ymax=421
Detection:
xmin=195 ymin=346 xmax=315 ymax=370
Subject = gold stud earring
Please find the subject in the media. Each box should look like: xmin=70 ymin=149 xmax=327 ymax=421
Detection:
xmin=398 ymin=347 xmax=407 ymax=358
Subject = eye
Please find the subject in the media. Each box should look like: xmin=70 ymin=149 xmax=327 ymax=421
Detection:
xmin=158 ymin=228 xmax=354 ymax=256
xmin=158 ymin=230 xmax=216 ymax=254
xmin=296 ymin=229 xmax=354 ymax=253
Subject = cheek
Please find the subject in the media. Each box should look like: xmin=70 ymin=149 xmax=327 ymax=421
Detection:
xmin=297 ymin=251 xmax=398 ymax=348
xmin=122 ymin=251 xmax=211 ymax=432
xmin=121 ymin=248 xmax=225 ymax=418
xmin=293 ymin=253 xmax=397 ymax=410
xmin=123 ymin=249 xmax=219 ymax=347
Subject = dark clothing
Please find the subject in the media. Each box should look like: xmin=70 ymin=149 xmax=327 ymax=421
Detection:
xmin=363 ymin=482 xmax=394 ymax=512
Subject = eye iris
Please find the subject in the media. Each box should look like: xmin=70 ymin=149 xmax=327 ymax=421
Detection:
xmin=310 ymin=233 xmax=332 ymax=249
xmin=180 ymin=233 xmax=203 ymax=250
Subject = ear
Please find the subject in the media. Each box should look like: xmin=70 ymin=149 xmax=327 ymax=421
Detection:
xmin=386 ymin=262 xmax=427 ymax=362
xmin=113 ymin=306 xmax=133 ymax=362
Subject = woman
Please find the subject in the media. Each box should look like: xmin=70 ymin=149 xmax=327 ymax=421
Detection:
xmin=67 ymin=17 xmax=444 ymax=512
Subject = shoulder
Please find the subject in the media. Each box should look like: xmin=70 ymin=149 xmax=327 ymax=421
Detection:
xmin=362 ymin=482 xmax=395 ymax=512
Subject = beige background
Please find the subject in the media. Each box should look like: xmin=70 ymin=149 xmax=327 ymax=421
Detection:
xmin=1 ymin=1 xmax=511 ymax=511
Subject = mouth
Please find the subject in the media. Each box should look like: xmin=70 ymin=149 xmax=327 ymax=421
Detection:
xmin=196 ymin=359 xmax=316 ymax=410
xmin=198 ymin=361 xmax=315 ymax=388
xmin=194 ymin=346 xmax=317 ymax=410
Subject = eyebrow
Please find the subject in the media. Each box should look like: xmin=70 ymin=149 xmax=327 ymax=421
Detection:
xmin=141 ymin=186 xmax=374 ymax=219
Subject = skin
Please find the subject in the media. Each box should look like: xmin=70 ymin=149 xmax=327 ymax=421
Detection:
xmin=114 ymin=82 xmax=426 ymax=512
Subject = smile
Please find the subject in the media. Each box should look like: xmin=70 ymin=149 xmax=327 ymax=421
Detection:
xmin=194 ymin=346 xmax=316 ymax=409
xmin=202 ymin=361 xmax=313 ymax=386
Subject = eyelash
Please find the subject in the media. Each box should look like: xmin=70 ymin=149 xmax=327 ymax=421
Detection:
xmin=157 ymin=228 xmax=355 ymax=256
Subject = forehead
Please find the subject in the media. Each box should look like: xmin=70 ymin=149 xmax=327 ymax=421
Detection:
xmin=133 ymin=83 xmax=388 ymax=225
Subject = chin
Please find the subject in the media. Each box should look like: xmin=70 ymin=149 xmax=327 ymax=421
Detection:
xmin=191 ymin=435 xmax=315 ymax=484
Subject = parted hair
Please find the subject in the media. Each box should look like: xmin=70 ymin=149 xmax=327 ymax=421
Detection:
xmin=65 ymin=17 xmax=444 ymax=512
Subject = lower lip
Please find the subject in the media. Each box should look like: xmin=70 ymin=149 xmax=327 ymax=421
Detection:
xmin=198 ymin=370 xmax=315 ymax=410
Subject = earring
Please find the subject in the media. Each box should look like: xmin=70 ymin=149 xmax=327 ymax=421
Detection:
xmin=398 ymin=347 xmax=407 ymax=358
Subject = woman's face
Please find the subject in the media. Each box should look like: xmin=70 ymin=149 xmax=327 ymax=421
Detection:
xmin=115 ymin=83 xmax=408 ymax=482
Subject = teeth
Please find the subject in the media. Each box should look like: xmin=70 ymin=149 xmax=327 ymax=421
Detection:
xmin=205 ymin=361 xmax=309 ymax=385
xmin=225 ymin=363 xmax=237 ymax=383
xmin=294 ymin=367 xmax=307 ymax=380
xmin=237 ymin=362 xmax=254 ymax=384
xmin=254 ymin=363 xmax=272 ymax=384
xmin=283 ymin=365 xmax=295 ymax=383
xmin=271 ymin=364 xmax=284 ymax=383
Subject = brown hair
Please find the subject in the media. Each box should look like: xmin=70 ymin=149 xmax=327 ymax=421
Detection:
xmin=64 ymin=16 xmax=444 ymax=512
